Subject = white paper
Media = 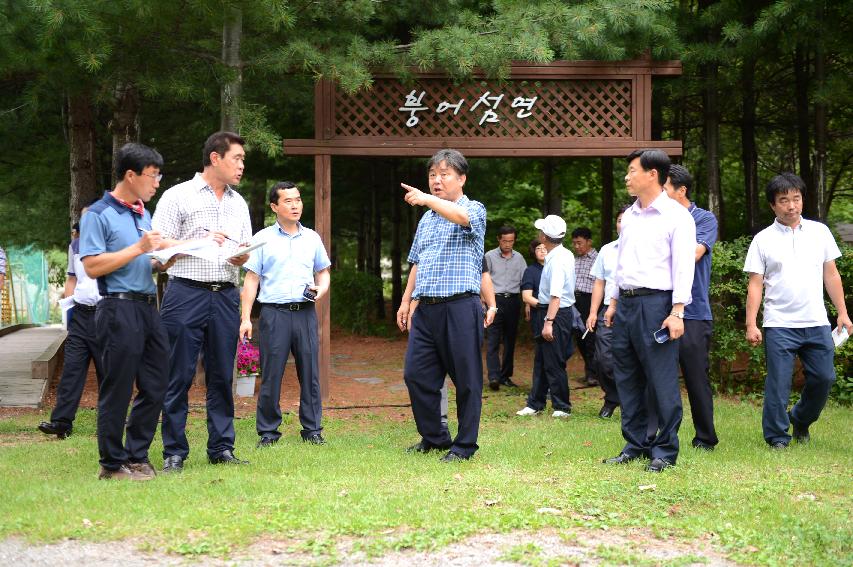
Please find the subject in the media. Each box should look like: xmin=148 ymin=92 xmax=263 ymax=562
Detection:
xmin=226 ymin=240 xmax=266 ymax=260
xmin=833 ymin=326 xmax=849 ymax=349
xmin=149 ymin=239 xmax=221 ymax=264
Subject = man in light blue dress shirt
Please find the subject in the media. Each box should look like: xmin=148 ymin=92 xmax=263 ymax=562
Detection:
xmin=240 ymin=182 xmax=331 ymax=446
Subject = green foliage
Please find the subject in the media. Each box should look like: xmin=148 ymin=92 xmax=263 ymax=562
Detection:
xmin=330 ymin=268 xmax=386 ymax=335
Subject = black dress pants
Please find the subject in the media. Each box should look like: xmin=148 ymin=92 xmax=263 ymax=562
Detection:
xmin=95 ymin=298 xmax=169 ymax=471
xmin=485 ymin=294 xmax=521 ymax=383
xmin=573 ymin=291 xmax=599 ymax=383
xmin=50 ymin=305 xmax=104 ymax=427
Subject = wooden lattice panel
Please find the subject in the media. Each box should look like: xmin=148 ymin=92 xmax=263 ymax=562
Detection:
xmin=334 ymin=78 xmax=633 ymax=139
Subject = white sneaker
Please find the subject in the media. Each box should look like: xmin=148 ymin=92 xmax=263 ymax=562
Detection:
xmin=516 ymin=407 xmax=540 ymax=416
xmin=552 ymin=410 xmax=571 ymax=418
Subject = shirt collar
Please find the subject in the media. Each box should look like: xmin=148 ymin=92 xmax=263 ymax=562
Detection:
xmin=192 ymin=172 xmax=234 ymax=197
xmin=102 ymin=191 xmax=135 ymax=216
xmin=773 ymin=217 xmax=804 ymax=233
xmin=277 ymin=221 xmax=304 ymax=236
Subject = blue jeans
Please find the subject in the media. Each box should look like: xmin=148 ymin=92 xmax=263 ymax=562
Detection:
xmin=763 ymin=327 xmax=836 ymax=445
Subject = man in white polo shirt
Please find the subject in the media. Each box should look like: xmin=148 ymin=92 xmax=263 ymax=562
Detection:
xmin=744 ymin=172 xmax=852 ymax=448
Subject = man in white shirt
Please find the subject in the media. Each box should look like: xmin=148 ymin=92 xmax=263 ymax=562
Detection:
xmin=744 ymin=172 xmax=851 ymax=448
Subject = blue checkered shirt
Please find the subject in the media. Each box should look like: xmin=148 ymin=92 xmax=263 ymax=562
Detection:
xmin=408 ymin=195 xmax=486 ymax=299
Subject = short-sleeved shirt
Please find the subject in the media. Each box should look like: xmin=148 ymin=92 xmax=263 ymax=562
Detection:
xmin=80 ymin=191 xmax=156 ymax=295
xmin=67 ymin=238 xmax=101 ymax=306
xmin=590 ymin=240 xmax=619 ymax=307
xmin=243 ymin=222 xmax=331 ymax=304
xmin=686 ymin=204 xmax=718 ymax=321
xmin=537 ymin=245 xmax=576 ymax=307
xmin=521 ymin=263 xmax=544 ymax=299
xmin=152 ymin=173 xmax=253 ymax=285
xmin=484 ymin=248 xmax=527 ymax=294
xmin=407 ymin=195 xmax=486 ymax=299
xmin=743 ymin=217 xmax=841 ymax=328
xmin=574 ymin=249 xmax=598 ymax=294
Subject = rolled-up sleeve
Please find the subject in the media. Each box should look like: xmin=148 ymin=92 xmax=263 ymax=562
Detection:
xmin=462 ymin=200 xmax=486 ymax=239
xmin=671 ymin=209 xmax=696 ymax=305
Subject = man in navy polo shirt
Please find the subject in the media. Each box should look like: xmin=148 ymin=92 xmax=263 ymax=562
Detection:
xmin=399 ymin=148 xmax=486 ymax=462
xmin=662 ymin=164 xmax=719 ymax=450
xmin=80 ymin=143 xmax=170 ymax=481
xmin=240 ymin=181 xmax=331 ymax=447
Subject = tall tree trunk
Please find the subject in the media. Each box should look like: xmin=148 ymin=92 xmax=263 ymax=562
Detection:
xmin=794 ymin=44 xmax=813 ymax=214
xmin=110 ymin=81 xmax=140 ymax=187
xmin=221 ymin=4 xmax=242 ymax=132
xmin=67 ymin=93 xmax=98 ymax=227
xmin=390 ymin=160 xmax=402 ymax=314
xmin=357 ymin=201 xmax=367 ymax=272
xmin=543 ymin=159 xmax=561 ymax=215
xmin=702 ymin=62 xmax=723 ymax=234
xmin=600 ymin=157 xmax=614 ymax=244
xmin=741 ymin=56 xmax=759 ymax=234
xmin=370 ymin=163 xmax=383 ymax=319
xmin=813 ymin=20 xmax=827 ymax=220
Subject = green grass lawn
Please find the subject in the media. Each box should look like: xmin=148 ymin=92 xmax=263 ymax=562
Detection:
xmin=0 ymin=390 xmax=850 ymax=565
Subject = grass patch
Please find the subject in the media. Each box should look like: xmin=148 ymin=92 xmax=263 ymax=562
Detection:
xmin=0 ymin=390 xmax=850 ymax=565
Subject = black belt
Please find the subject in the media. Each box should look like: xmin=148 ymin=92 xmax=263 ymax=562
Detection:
xmin=496 ymin=292 xmax=519 ymax=298
xmin=419 ymin=292 xmax=476 ymax=305
xmin=262 ymin=302 xmax=312 ymax=312
xmin=73 ymin=301 xmax=97 ymax=312
xmin=575 ymin=291 xmax=592 ymax=296
xmin=619 ymin=287 xmax=667 ymax=298
xmin=102 ymin=292 xmax=156 ymax=304
xmin=172 ymin=276 xmax=235 ymax=292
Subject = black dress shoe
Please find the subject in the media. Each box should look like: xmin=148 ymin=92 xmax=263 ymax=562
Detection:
xmin=162 ymin=455 xmax=184 ymax=473
xmin=646 ymin=458 xmax=674 ymax=473
xmin=303 ymin=434 xmax=326 ymax=445
xmin=406 ymin=441 xmax=451 ymax=454
xmin=257 ymin=437 xmax=278 ymax=448
xmin=585 ymin=378 xmax=599 ymax=387
xmin=598 ymin=405 xmax=617 ymax=419
xmin=499 ymin=378 xmax=519 ymax=388
xmin=488 ymin=380 xmax=500 ymax=391
xmin=602 ymin=452 xmax=639 ymax=465
xmin=692 ymin=440 xmax=715 ymax=451
xmin=769 ymin=441 xmax=789 ymax=450
xmin=790 ymin=412 xmax=810 ymax=443
xmin=38 ymin=421 xmax=72 ymax=439
xmin=440 ymin=451 xmax=470 ymax=462
xmin=209 ymin=450 xmax=249 ymax=465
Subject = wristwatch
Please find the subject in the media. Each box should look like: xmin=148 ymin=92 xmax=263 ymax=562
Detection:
xmin=669 ymin=311 xmax=684 ymax=319
xmin=543 ymin=317 xmax=554 ymax=322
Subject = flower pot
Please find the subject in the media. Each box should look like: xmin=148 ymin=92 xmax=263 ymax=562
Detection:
xmin=235 ymin=374 xmax=257 ymax=397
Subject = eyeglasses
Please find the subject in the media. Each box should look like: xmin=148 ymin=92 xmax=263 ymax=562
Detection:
xmin=140 ymin=172 xmax=163 ymax=182
xmin=428 ymin=171 xmax=456 ymax=180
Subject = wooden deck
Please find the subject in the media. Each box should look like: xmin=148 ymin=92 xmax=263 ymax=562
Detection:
xmin=0 ymin=325 xmax=66 ymax=408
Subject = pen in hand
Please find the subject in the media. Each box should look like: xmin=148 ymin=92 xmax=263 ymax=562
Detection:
xmin=203 ymin=228 xmax=239 ymax=244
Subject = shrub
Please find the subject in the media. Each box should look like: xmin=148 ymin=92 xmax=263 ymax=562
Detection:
xmin=330 ymin=268 xmax=386 ymax=335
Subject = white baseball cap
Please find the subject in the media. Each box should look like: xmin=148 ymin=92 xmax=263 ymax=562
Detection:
xmin=534 ymin=215 xmax=567 ymax=239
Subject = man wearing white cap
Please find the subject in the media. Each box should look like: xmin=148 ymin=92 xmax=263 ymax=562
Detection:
xmin=516 ymin=214 xmax=576 ymax=418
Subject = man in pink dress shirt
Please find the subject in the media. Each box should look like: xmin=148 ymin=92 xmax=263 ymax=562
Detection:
xmin=602 ymin=149 xmax=696 ymax=473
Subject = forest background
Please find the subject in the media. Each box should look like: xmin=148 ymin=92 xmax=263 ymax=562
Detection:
xmin=1 ymin=0 xmax=850 ymax=397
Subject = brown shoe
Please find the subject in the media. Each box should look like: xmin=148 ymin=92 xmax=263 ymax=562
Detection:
xmin=98 ymin=465 xmax=151 ymax=481
xmin=127 ymin=461 xmax=157 ymax=479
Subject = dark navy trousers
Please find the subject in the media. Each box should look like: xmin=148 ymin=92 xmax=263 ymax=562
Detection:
xmin=763 ymin=326 xmax=835 ymax=445
xmin=405 ymin=295 xmax=483 ymax=458
xmin=485 ymin=294 xmax=521 ymax=383
xmin=573 ymin=291 xmax=599 ymax=383
xmin=160 ymin=279 xmax=240 ymax=460
xmin=612 ymin=291 xmax=682 ymax=463
xmin=95 ymin=298 xmax=169 ymax=470
xmin=594 ymin=307 xmax=620 ymax=408
xmin=50 ymin=305 xmax=104 ymax=427
xmin=257 ymin=303 xmax=322 ymax=440
xmin=527 ymin=307 xmax=574 ymax=411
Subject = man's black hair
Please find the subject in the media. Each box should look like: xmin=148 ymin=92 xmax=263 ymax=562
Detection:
xmin=269 ymin=181 xmax=299 ymax=204
xmin=498 ymin=225 xmax=517 ymax=238
xmin=765 ymin=172 xmax=806 ymax=204
xmin=668 ymin=164 xmax=693 ymax=199
xmin=571 ymin=227 xmax=592 ymax=240
xmin=626 ymin=149 xmax=671 ymax=186
xmin=115 ymin=143 xmax=163 ymax=181
xmin=203 ymin=131 xmax=245 ymax=167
